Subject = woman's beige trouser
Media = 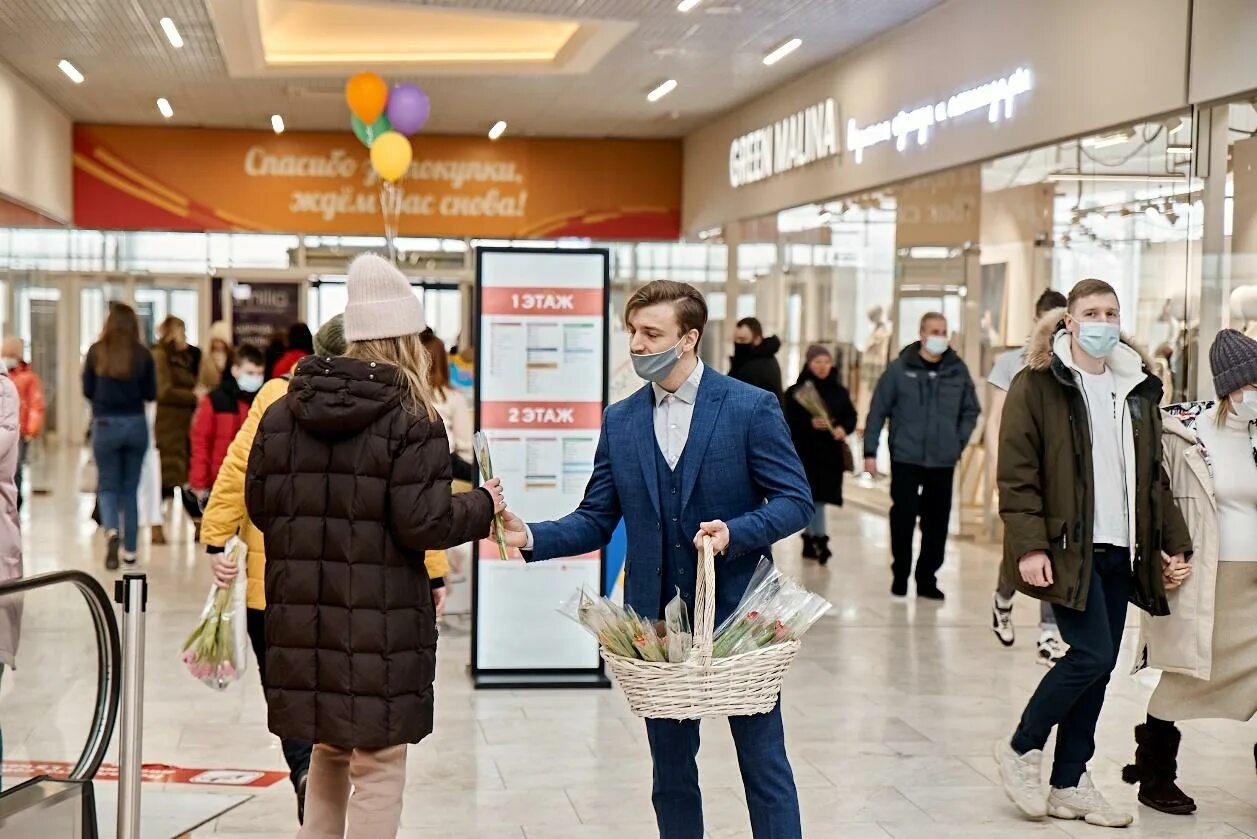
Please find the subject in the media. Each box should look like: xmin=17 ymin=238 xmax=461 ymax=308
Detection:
xmin=297 ymin=743 xmax=407 ymax=839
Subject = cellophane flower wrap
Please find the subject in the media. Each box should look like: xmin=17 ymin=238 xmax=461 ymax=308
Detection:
xmin=181 ymin=537 xmax=248 ymax=690
xmin=473 ymin=431 xmax=510 ymax=561
xmin=792 ymin=380 xmax=833 ymax=431
xmin=560 ymin=586 xmax=691 ymax=663
xmin=711 ymin=559 xmax=832 ymax=658
xmin=560 ymin=562 xmax=830 ymax=662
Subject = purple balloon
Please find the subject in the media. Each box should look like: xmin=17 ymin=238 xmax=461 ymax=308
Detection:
xmin=386 ymin=84 xmax=430 ymax=136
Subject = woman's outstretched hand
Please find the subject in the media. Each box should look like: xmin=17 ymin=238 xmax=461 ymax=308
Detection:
xmin=482 ymin=477 xmax=505 ymax=513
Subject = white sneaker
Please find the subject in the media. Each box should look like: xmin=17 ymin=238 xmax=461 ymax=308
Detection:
xmin=1036 ymin=634 xmax=1067 ymax=667
xmin=992 ymin=596 xmax=1016 ymax=647
xmin=994 ymin=738 xmax=1047 ymax=819
xmin=1048 ymin=772 xmax=1133 ymax=827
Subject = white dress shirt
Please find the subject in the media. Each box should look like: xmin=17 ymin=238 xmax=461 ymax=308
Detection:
xmin=653 ymin=360 xmax=704 ymax=470
xmin=521 ymin=360 xmax=705 ymax=550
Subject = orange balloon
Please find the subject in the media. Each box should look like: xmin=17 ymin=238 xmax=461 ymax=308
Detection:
xmin=345 ymin=73 xmax=388 ymax=124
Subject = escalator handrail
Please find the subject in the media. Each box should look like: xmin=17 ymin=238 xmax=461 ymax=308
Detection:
xmin=0 ymin=570 xmax=121 ymax=781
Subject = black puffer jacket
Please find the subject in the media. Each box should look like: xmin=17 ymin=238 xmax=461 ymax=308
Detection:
xmin=246 ymin=356 xmax=494 ymax=749
xmin=729 ymin=336 xmax=784 ymax=399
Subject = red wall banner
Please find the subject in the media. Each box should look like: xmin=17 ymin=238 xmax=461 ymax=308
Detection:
xmin=73 ymin=124 xmax=681 ymax=240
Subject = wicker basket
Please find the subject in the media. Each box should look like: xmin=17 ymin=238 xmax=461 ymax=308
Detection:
xmin=601 ymin=537 xmax=799 ymax=719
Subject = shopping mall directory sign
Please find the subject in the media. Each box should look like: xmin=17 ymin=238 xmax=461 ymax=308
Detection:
xmin=472 ymin=247 xmax=611 ymax=688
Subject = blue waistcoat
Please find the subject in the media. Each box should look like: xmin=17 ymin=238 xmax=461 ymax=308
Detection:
xmin=656 ymin=440 xmax=694 ymax=620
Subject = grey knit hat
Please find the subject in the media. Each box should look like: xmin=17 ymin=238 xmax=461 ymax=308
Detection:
xmin=1209 ymin=328 xmax=1257 ymax=397
xmin=313 ymin=314 xmax=346 ymax=357
xmin=805 ymin=344 xmax=832 ymax=364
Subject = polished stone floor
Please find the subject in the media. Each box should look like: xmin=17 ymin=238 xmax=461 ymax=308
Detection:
xmin=4 ymin=457 xmax=1256 ymax=838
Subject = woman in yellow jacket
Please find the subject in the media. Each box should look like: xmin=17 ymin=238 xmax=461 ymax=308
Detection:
xmin=200 ymin=314 xmax=450 ymax=825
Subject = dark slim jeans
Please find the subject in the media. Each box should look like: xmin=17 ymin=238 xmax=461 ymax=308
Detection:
xmin=645 ymin=699 xmax=801 ymax=839
xmin=888 ymin=462 xmax=955 ymax=588
xmin=92 ymin=415 xmax=148 ymax=553
xmin=246 ymin=608 xmax=313 ymax=789
xmin=1011 ymin=545 xmax=1131 ymax=788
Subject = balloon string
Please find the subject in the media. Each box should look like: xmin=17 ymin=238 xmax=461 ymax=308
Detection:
xmin=379 ymin=181 xmax=403 ymax=263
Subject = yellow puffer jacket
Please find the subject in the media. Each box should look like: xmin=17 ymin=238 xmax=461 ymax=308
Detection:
xmin=200 ymin=377 xmax=449 ymax=610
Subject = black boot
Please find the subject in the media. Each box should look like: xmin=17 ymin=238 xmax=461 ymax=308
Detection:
xmin=1122 ymin=723 xmax=1196 ymax=815
xmin=801 ymin=534 xmax=817 ymax=559
xmin=815 ymin=536 xmax=832 ymax=565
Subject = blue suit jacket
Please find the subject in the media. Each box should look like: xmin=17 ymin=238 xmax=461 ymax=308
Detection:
xmin=528 ymin=368 xmax=813 ymax=622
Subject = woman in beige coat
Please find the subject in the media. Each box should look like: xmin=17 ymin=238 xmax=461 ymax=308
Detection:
xmin=1125 ymin=329 xmax=1257 ymax=815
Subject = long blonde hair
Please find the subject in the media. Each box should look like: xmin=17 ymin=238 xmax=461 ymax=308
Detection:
xmin=346 ymin=333 xmax=438 ymax=420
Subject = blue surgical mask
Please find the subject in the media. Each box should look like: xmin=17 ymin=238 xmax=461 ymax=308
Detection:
xmin=924 ymin=335 xmax=950 ymax=357
xmin=1075 ymin=322 xmax=1120 ymax=359
xmin=631 ymin=339 xmax=683 ymax=383
xmin=236 ymin=373 xmax=265 ymax=393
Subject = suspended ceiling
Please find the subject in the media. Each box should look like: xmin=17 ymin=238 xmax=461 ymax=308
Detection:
xmin=0 ymin=0 xmax=945 ymax=138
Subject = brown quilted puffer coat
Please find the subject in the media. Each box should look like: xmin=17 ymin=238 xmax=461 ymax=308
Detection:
xmin=245 ymin=355 xmax=494 ymax=749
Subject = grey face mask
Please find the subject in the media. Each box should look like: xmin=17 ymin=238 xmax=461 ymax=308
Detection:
xmin=631 ymin=339 xmax=683 ymax=383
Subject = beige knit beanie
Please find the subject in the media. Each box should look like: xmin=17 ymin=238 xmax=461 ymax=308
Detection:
xmin=344 ymin=254 xmax=426 ymax=342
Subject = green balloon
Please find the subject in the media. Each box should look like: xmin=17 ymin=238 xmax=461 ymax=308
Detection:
xmin=351 ymin=113 xmax=393 ymax=147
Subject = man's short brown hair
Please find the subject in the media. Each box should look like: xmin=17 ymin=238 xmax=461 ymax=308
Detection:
xmin=919 ymin=311 xmax=947 ymax=332
xmin=624 ymin=280 xmax=708 ymax=338
xmin=1067 ymin=278 xmax=1119 ymax=312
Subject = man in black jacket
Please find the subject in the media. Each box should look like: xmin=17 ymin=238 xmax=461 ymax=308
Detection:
xmin=863 ymin=312 xmax=980 ymax=600
xmin=729 ymin=317 xmax=784 ymax=399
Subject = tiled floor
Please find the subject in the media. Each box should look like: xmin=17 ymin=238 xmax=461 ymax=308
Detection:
xmin=4 ymin=457 xmax=1256 ymax=838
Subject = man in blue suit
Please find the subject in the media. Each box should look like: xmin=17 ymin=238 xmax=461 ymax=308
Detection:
xmin=502 ymin=280 xmax=813 ymax=838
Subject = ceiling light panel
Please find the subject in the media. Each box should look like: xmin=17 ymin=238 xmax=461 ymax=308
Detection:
xmin=0 ymin=0 xmax=950 ymax=138
xmin=160 ymin=17 xmax=184 ymax=48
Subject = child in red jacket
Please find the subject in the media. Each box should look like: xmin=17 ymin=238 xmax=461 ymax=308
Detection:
xmin=189 ymin=344 xmax=265 ymax=505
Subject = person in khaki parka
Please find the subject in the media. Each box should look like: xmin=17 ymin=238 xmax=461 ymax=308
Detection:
xmin=993 ymin=279 xmax=1191 ymax=829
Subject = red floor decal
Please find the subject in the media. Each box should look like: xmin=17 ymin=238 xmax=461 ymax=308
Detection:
xmin=1 ymin=760 xmax=287 ymax=787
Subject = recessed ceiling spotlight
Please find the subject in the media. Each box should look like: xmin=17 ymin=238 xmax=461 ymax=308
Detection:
xmin=271 ymin=114 xmax=285 ymax=134
xmin=677 ymin=0 xmax=702 ymax=11
xmin=647 ymin=79 xmax=677 ymax=103
xmin=58 ymin=60 xmax=84 ymax=84
xmin=159 ymin=17 xmax=184 ymax=48
xmin=488 ymin=120 xmax=507 ymax=140
xmin=156 ymin=97 xmax=173 ymax=118
xmin=763 ymin=38 xmax=801 ymax=66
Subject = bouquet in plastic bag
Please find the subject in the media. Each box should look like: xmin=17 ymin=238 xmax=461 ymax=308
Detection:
xmin=792 ymin=380 xmax=833 ymax=431
xmin=711 ymin=559 xmax=832 ymax=658
xmin=559 ymin=561 xmax=830 ymax=661
xmin=181 ymin=537 xmax=249 ymax=690
xmin=473 ymin=431 xmax=510 ymax=561
xmin=560 ymin=586 xmax=693 ymax=663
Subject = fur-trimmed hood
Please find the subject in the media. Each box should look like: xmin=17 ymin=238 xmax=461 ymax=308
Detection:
xmin=1023 ymin=306 xmax=1156 ymax=374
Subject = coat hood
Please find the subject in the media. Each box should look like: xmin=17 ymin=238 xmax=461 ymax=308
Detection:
xmin=287 ymin=356 xmax=404 ymax=440
xmin=732 ymin=335 xmax=781 ymax=363
xmin=1024 ymin=307 xmax=1155 ymax=374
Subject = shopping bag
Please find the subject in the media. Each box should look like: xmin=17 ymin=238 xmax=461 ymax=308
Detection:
xmin=180 ymin=537 xmax=249 ymax=690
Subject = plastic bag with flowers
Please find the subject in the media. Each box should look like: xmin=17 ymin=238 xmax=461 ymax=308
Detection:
xmin=559 ymin=586 xmax=700 ymax=663
xmin=711 ymin=558 xmax=832 ymax=658
xmin=560 ymin=561 xmax=829 ymax=662
xmin=181 ymin=536 xmax=249 ymax=690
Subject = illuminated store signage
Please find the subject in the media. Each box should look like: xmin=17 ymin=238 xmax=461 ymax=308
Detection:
xmin=846 ymin=66 xmax=1033 ymax=163
xmin=729 ymin=99 xmax=838 ymax=188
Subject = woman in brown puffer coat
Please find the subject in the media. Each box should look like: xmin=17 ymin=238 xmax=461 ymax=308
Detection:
xmin=152 ymin=316 xmax=200 ymax=505
xmin=246 ymin=254 xmax=502 ymax=839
